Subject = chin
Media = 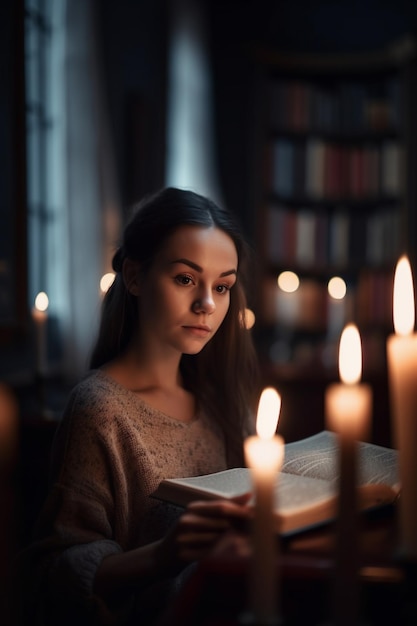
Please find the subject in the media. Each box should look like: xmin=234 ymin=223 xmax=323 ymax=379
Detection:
xmin=183 ymin=347 xmax=205 ymax=356
xmin=183 ymin=342 xmax=210 ymax=356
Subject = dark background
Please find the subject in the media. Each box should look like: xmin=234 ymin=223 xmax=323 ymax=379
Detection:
xmin=2 ymin=0 xmax=417 ymax=601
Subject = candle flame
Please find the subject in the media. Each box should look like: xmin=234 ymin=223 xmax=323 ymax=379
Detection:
xmin=34 ymin=292 xmax=49 ymax=312
xmin=256 ymin=387 xmax=281 ymax=439
xmin=393 ymin=255 xmax=415 ymax=336
xmin=339 ymin=323 xmax=362 ymax=385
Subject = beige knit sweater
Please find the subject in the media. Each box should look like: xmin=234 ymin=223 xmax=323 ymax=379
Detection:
xmin=18 ymin=369 xmax=230 ymax=626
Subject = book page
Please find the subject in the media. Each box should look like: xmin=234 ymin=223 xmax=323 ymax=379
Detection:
xmin=282 ymin=430 xmax=399 ymax=489
xmin=155 ymin=468 xmax=335 ymax=518
xmin=155 ymin=468 xmax=253 ymax=504
xmin=275 ymin=472 xmax=334 ymax=514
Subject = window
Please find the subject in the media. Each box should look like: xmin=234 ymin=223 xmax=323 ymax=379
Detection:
xmin=25 ymin=0 xmax=121 ymax=380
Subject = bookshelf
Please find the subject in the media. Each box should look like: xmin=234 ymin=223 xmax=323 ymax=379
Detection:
xmin=251 ymin=39 xmax=417 ymax=444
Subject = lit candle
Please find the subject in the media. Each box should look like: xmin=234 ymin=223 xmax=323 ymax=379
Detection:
xmin=387 ymin=255 xmax=417 ymax=559
xmin=325 ymin=323 xmax=372 ymax=626
xmin=32 ymin=291 xmax=49 ymax=377
xmin=325 ymin=324 xmax=372 ymax=440
xmin=244 ymin=387 xmax=284 ymax=624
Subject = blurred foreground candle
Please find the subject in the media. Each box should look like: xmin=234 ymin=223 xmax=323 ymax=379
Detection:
xmin=325 ymin=324 xmax=372 ymax=626
xmin=325 ymin=324 xmax=372 ymax=440
xmin=0 ymin=383 xmax=18 ymax=601
xmin=32 ymin=292 xmax=49 ymax=377
xmin=0 ymin=383 xmax=18 ymax=469
xmin=387 ymin=255 xmax=417 ymax=558
xmin=244 ymin=387 xmax=284 ymax=624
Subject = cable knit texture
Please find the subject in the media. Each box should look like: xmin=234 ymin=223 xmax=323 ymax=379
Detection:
xmin=18 ymin=369 xmax=229 ymax=625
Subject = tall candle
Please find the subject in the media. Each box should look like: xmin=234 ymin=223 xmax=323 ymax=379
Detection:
xmin=387 ymin=255 xmax=417 ymax=559
xmin=325 ymin=324 xmax=372 ymax=440
xmin=325 ymin=324 xmax=372 ymax=626
xmin=32 ymin=291 xmax=49 ymax=377
xmin=244 ymin=387 xmax=284 ymax=624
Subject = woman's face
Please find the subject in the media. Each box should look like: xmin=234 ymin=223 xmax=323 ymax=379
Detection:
xmin=136 ymin=225 xmax=238 ymax=357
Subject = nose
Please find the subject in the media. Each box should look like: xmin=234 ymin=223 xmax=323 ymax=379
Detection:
xmin=192 ymin=291 xmax=216 ymax=315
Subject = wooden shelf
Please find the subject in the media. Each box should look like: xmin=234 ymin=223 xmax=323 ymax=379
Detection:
xmin=251 ymin=39 xmax=417 ymax=443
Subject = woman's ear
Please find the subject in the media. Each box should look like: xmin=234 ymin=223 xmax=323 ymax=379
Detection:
xmin=122 ymin=259 xmax=141 ymax=296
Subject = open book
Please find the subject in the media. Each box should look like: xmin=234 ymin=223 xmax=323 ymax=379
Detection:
xmin=151 ymin=430 xmax=400 ymax=536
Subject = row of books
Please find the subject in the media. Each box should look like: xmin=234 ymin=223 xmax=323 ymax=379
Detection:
xmin=261 ymin=270 xmax=394 ymax=332
xmin=268 ymin=77 xmax=402 ymax=134
xmin=266 ymin=325 xmax=390 ymax=374
xmin=356 ymin=270 xmax=395 ymax=328
xmin=268 ymin=137 xmax=402 ymax=200
xmin=266 ymin=204 xmax=401 ymax=268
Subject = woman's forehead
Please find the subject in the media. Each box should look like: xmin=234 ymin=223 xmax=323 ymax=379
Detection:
xmin=159 ymin=225 xmax=238 ymax=266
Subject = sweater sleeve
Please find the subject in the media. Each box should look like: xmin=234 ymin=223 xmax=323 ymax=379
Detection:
xmin=18 ymin=383 xmax=137 ymax=626
xmin=47 ymin=540 xmax=133 ymax=626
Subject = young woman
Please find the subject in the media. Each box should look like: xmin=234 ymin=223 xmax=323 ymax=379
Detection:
xmin=18 ymin=187 xmax=260 ymax=625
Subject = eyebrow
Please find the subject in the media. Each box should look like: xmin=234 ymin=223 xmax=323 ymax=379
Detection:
xmin=170 ymin=258 xmax=237 ymax=278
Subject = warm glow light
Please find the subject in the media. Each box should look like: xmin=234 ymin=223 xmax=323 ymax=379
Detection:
xmin=243 ymin=308 xmax=256 ymax=329
xmin=256 ymin=387 xmax=281 ymax=439
xmin=339 ymin=324 xmax=362 ymax=385
xmin=393 ymin=256 xmax=415 ymax=336
xmin=328 ymin=276 xmax=346 ymax=300
xmin=277 ymin=271 xmax=299 ymax=293
xmin=34 ymin=292 xmax=49 ymax=312
xmin=100 ymin=272 xmax=116 ymax=294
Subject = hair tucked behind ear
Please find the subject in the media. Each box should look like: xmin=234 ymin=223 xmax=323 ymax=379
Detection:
xmin=89 ymin=187 xmax=260 ymax=467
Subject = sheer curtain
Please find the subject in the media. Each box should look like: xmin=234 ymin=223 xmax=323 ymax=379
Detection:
xmin=165 ymin=0 xmax=224 ymax=206
xmin=26 ymin=0 xmax=121 ymax=382
xmin=61 ymin=0 xmax=121 ymax=379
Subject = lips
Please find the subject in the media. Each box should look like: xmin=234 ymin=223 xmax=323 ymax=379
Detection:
xmin=183 ymin=324 xmax=212 ymax=336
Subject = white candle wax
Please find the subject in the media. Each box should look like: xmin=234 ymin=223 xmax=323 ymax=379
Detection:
xmin=325 ymin=383 xmax=372 ymax=441
xmin=387 ymin=255 xmax=417 ymax=559
xmin=244 ymin=387 xmax=284 ymax=624
xmin=325 ymin=324 xmax=372 ymax=626
xmin=32 ymin=292 xmax=49 ymax=377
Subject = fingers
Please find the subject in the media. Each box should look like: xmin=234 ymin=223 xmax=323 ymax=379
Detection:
xmin=186 ymin=495 xmax=252 ymax=520
xmin=164 ymin=497 xmax=253 ymax=565
xmin=230 ymin=492 xmax=253 ymax=505
xmin=173 ymin=497 xmax=253 ymax=562
xmin=178 ymin=529 xmax=253 ymax=562
xmin=175 ymin=524 xmax=227 ymax=562
xmin=210 ymin=530 xmax=252 ymax=559
xmin=185 ymin=497 xmax=253 ymax=532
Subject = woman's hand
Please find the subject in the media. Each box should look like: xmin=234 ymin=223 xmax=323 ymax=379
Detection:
xmin=95 ymin=494 xmax=253 ymax=600
xmin=156 ymin=493 xmax=252 ymax=573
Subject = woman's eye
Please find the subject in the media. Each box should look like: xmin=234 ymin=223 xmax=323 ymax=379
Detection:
xmin=215 ymin=284 xmax=230 ymax=294
xmin=175 ymin=274 xmax=193 ymax=286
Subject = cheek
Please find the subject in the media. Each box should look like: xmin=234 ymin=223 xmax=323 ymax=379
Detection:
xmin=215 ymin=296 xmax=231 ymax=325
xmin=139 ymin=282 xmax=171 ymax=320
